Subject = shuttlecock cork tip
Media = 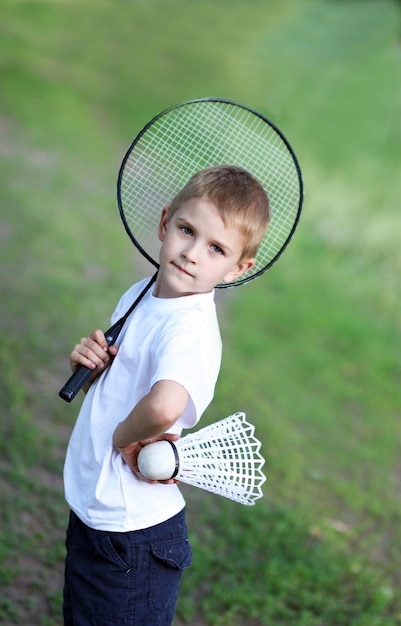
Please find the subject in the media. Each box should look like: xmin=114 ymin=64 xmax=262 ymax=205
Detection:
xmin=138 ymin=440 xmax=178 ymax=480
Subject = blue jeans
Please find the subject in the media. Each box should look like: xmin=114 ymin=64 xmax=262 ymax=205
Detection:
xmin=63 ymin=509 xmax=192 ymax=625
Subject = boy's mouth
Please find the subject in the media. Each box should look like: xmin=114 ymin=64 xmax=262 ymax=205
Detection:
xmin=172 ymin=262 xmax=193 ymax=277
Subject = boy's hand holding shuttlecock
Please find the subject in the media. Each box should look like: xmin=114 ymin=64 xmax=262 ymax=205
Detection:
xmin=118 ymin=433 xmax=180 ymax=484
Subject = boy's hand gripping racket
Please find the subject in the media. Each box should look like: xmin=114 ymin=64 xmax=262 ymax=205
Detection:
xmin=59 ymin=97 xmax=303 ymax=402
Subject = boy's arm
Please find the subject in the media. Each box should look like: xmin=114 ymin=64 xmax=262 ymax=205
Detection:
xmin=113 ymin=380 xmax=189 ymax=483
xmin=112 ymin=380 xmax=189 ymax=448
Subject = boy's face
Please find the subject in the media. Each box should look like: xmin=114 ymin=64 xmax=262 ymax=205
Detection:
xmin=154 ymin=197 xmax=255 ymax=298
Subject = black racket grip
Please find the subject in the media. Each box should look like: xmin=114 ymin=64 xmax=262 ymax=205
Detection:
xmin=58 ymin=320 xmax=124 ymax=403
xmin=58 ymin=366 xmax=94 ymax=403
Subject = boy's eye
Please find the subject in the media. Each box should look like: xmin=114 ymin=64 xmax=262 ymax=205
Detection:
xmin=181 ymin=226 xmax=193 ymax=236
xmin=211 ymin=244 xmax=224 ymax=255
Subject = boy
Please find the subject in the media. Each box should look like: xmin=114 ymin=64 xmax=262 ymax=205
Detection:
xmin=63 ymin=165 xmax=270 ymax=625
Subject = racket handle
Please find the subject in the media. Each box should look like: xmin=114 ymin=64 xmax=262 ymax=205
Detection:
xmin=58 ymin=319 xmax=124 ymax=403
xmin=58 ymin=366 xmax=94 ymax=403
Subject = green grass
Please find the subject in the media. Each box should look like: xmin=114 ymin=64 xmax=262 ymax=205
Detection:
xmin=1 ymin=0 xmax=400 ymax=624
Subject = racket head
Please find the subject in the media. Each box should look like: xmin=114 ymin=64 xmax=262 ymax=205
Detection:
xmin=117 ymin=97 xmax=303 ymax=288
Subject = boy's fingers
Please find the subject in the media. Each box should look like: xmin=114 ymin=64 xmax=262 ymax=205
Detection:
xmin=72 ymin=341 xmax=110 ymax=369
xmin=71 ymin=350 xmax=103 ymax=370
xmin=108 ymin=344 xmax=119 ymax=356
xmin=157 ymin=433 xmax=179 ymax=443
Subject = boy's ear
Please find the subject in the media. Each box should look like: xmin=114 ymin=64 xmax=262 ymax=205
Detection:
xmin=223 ymin=258 xmax=256 ymax=284
xmin=158 ymin=207 xmax=170 ymax=241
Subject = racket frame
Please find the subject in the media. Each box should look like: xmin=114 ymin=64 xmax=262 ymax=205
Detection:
xmin=117 ymin=97 xmax=304 ymax=287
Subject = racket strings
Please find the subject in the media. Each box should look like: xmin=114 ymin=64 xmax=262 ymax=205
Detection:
xmin=119 ymin=99 xmax=302 ymax=286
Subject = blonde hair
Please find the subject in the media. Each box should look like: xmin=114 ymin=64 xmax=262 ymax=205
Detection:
xmin=167 ymin=165 xmax=270 ymax=259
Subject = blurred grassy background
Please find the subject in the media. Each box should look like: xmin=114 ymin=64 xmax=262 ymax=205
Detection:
xmin=1 ymin=1 xmax=400 ymax=624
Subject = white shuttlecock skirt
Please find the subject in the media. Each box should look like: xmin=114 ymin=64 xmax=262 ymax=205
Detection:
xmin=138 ymin=412 xmax=266 ymax=505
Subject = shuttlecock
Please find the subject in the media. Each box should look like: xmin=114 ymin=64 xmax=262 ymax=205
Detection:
xmin=138 ymin=412 xmax=266 ymax=505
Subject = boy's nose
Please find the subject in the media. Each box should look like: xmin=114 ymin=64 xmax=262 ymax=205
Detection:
xmin=182 ymin=244 xmax=198 ymax=263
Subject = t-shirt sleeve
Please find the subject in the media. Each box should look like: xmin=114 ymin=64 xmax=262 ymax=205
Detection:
xmin=150 ymin=321 xmax=221 ymax=430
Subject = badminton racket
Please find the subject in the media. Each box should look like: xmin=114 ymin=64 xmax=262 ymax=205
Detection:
xmin=59 ymin=97 xmax=303 ymax=402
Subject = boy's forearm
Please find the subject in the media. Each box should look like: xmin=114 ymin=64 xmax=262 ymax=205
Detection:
xmin=112 ymin=380 xmax=189 ymax=448
xmin=112 ymin=397 xmax=171 ymax=447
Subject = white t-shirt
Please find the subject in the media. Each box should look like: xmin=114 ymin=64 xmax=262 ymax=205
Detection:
xmin=63 ymin=278 xmax=222 ymax=531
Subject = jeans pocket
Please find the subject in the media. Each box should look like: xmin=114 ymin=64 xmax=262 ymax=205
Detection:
xmin=149 ymin=536 xmax=193 ymax=615
xmin=101 ymin=532 xmax=131 ymax=570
